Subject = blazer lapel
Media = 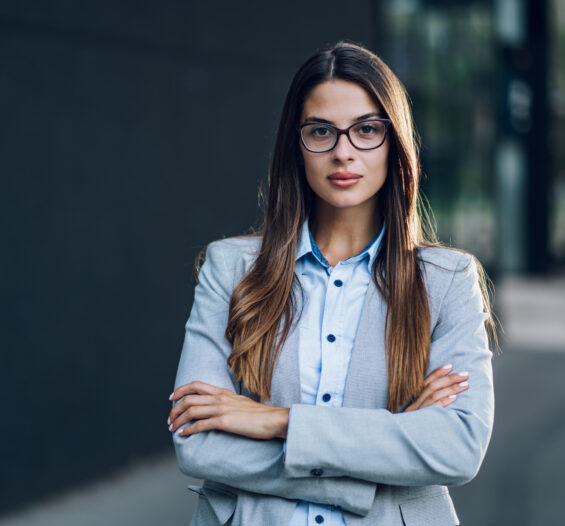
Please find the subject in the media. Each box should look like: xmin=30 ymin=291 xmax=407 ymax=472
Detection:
xmin=343 ymin=282 xmax=389 ymax=409
xmin=269 ymin=279 xmax=302 ymax=407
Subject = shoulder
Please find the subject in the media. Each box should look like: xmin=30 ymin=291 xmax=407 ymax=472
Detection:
xmin=206 ymin=235 xmax=261 ymax=268
xmin=201 ymin=235 xmax=262 ymax=294
xmin=417 ymin=245 xmax=473 ymax=272
xmin=416 ymin=245 xmax=477 ymax=287
xmin=416 ymin=245 xmax=481 ymax=317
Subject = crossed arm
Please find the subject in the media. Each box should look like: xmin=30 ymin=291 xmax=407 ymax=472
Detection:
xmin=169 ymin=365 xmax=467 ymax=435
xmin=170 ymin=242 xmax=493 ymax=515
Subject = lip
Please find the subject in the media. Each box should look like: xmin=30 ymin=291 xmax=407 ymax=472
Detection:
xmin=327 ymin=172 xmax=362 ymax=188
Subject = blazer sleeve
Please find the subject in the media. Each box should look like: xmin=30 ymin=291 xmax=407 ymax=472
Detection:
xmin=172 ymin=240 xmax=376 ymax=516
xmin=283 ymin=252 xmax=495 ymax=487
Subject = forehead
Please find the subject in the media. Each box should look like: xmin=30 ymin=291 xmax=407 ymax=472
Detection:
xmin=301 ymin=79 xmax=381 ymax=123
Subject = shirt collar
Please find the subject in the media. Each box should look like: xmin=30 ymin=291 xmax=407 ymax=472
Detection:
xmin=296 ymin=219 xmax=313 ymax=261
xmin=296 ymin=218 xmax=385 ymax=269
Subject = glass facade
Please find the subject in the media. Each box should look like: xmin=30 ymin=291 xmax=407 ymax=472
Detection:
xmin=378 ymin=2 xmax=497 ymax=265
xmin=378 ymin=0 xmax=563 ymax=271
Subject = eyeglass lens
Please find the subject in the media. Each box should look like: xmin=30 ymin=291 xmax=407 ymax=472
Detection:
xmin=300 ymin=120 xmax=387 ymax=152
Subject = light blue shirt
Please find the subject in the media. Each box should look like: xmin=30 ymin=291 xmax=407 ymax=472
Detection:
xmin=287 ymin=219 xmax=385 ymax=526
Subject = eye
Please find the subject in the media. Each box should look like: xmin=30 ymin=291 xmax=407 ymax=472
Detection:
xmin=357 ymin=124 xmax=378 ymax=135
xmin=311 ymin=126 xmax=332 ymax=137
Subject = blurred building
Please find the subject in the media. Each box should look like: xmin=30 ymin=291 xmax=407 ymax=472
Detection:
xmin=377 ymin=0 xmax=564 ymax=276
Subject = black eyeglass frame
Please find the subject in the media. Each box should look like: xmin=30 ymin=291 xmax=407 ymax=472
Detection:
xmin=296 ymin=118 xmax=392 ymax=153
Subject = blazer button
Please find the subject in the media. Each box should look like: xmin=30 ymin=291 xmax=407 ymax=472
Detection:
xmin=310 ymin=468 xmax=324 ymax=477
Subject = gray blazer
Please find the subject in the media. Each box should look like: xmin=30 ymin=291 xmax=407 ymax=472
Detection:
xmin=173 ymin=236 xmax=494 ymax=526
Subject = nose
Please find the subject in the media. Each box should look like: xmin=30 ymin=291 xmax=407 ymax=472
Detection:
xmin=332 ymin=132 xmax=356 ymax=161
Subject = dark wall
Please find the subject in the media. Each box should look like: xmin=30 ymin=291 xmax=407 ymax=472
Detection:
xmin=0 ymin=1 xmax=375 ymax=512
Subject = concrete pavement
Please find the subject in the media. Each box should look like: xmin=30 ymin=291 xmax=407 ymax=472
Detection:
xmin=0 ymin=454 xmax=199 ymax=526
xmin=496 ymin=276 xmax=565 ymax=352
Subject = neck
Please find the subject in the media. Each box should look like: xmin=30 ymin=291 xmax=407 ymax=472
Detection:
xmin=310 ymin=198 xmax=381 ymax=267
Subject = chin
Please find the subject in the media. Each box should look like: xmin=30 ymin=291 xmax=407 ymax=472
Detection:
xmin=327 ymin=198 xmax=367 ymax=209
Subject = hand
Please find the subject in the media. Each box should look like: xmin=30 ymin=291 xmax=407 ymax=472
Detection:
xmin=168 ymin=381 xmax=289 ymax=440
xmin=404 ymin=365 xmax=469 ymax=412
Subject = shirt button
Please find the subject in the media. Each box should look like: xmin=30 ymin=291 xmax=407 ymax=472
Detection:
xmin=327 ymin=334 xmax=336 ymax=343
xmin=315 ymin=515 xmax=325 ymax=524
xmin=310 ymin=468 xmax=324 ymax=477
xmin=322 ymin=393 xmax=331 ymax=402
xmin=334 ymin=279 xmax=343 ymax=287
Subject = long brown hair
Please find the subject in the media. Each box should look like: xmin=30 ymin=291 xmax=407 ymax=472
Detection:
xmin=224 ymin=42 xmax=493 ymax=411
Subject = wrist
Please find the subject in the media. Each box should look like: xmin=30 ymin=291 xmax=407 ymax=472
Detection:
xmin=273 ymin=407 xmax=289 ymax=439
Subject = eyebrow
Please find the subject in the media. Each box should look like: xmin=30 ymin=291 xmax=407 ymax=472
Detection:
xmin=303 ymin=112 xmax=384 ymax=124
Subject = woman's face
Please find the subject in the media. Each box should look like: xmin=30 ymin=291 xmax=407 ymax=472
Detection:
xmin=299 ymin=79 xmax=389 ymax=214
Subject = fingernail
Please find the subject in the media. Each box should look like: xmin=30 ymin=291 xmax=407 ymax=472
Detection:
xmin=458 ymin=371 xmax=469 ymax=377
xmin=459 ymin=381 xmax=469 ymax=387
xmin=168 ymin=424 xmax=173 ymax=432
xmin=448 ymin=394 xmax=457 ymax=399
xmin=169 ymin=392 xmax=174 ymax=400
xmin=442 ymin=364 xmax=453 ymax=370
xmin=167 ymin=417 xmax=171 ymax=426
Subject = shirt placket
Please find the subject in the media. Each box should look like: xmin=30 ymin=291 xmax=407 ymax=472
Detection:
xmin=307 ymin=504 xmax=342 ymax=526
xmin=306 ymin=263 xmax=351 ymax=526
xmin=316 ymin=261 xmax=354 ymax=407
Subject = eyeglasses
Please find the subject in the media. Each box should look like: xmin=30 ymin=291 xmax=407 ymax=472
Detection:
xmin=296 ymin=118 xmax=391 ymax=153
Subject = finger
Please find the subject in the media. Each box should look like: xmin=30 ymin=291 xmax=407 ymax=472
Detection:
xmin=177 ymin=416 xmax=225 ymax=436
xmin=169 ymin=381 xmax=227 ymax=401
xmin=409 ymin=368 xmax=451 ymax=410
xmin=423 ymin=364 xmax=453 ymax=387
xmin=417 ymin=371 xmax=469 ymax=407
xmin=427 ymin=371 xmax=469 ymax=393
xmin=405 ymin=377 xmax=469 ymax=412
xmin=438 ymin=394 xmax=458 ymax=408
xmin=170 ymin=404 xmax=224 ymax=432
xmin=406 ymin=395 xmax=424 ymax=412
xmin=168 ymin=395 xmax=217 ymax=424
xmin=170 ymin=381 xmax=224 ymax=401
xmin=420 ymin=381 xmax=470 ymax=409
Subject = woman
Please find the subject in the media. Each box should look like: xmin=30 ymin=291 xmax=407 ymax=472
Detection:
xmin=168 ymin=42 xmax=495 ymax=526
